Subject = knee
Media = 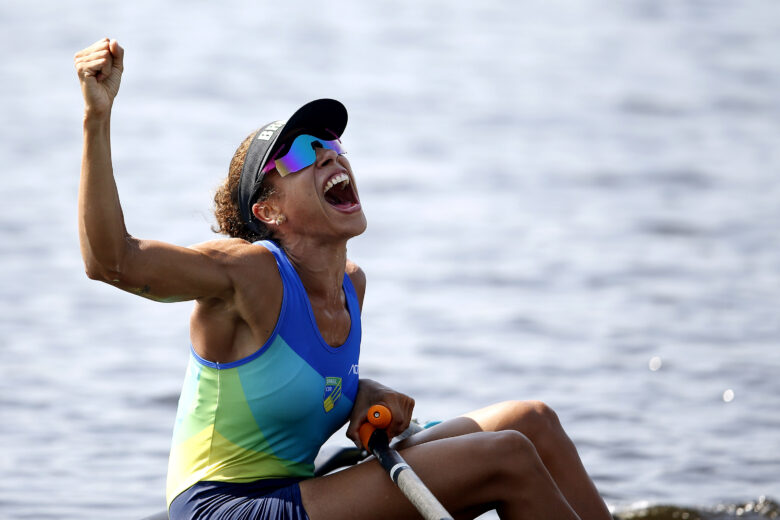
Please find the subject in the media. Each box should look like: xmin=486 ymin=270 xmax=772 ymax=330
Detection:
xmin=477 ymin=430 xmax=535 ymax=465
xmin=493 ymin=429 xmax=536 ymax=453
xmin=508 ymin=401 xmax=562 ymax=441
xmin=511 ymin=401 xmax=570 ymax=458
xmin=486 ymin=430 xmax=548 ymax=485
xmin=448 ymin=431 xmax=545 ymax=500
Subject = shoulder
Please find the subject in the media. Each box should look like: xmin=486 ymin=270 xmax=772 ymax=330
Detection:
xmin=345 ymin=260 xmax=365 ymax=289
xmin=189 ymin=238 xmax=281 ymax=289
xmin=190 ymin=238 xmax=276 ymax=264
xmin=345 ymin=260 xmax=366 ymax=310
xmin=190 ymin=237 xmax=257 ymax=255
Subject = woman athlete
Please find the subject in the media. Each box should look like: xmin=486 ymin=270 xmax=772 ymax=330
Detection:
xmin=75 ymin=38 xmax=612 ymax=520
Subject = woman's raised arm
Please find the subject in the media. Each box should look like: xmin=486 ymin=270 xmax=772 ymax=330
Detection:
xmin=75 ymin=39 xmax=242 ymax=303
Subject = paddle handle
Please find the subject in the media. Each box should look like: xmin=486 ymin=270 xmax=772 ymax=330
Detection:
xmin=359 ymin=404 xmax=392 ymax=449
xmin=358 ymin=405 xmax=454 ymax=520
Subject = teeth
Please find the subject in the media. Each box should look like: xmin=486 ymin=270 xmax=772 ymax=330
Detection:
xmin=324 ymin=173 xmax=350 ymax=194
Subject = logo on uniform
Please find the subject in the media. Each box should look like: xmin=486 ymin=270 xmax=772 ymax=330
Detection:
xmin=323 ymin=376 xmax=342 ymax=413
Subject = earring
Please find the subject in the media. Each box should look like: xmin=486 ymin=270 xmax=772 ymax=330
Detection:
xmin=275 ymin=215 xmax=286 ymax=225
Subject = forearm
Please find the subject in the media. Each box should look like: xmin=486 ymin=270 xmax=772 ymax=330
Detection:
xmin=79 ymin=113 xmax=130 ymax=280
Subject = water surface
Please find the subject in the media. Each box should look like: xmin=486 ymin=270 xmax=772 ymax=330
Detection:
xmin=1 ymin=1 xmax=779 ymax=518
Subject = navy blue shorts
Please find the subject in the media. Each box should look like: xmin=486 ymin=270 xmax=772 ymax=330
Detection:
xmin=169 ymin=478 xmax=309 ymax=520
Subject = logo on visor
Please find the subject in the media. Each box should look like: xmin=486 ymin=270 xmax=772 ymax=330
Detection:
xmin=323 ymin=376 xmax=342 ymax=413
xmin=256 ymin=120 xmax=286 ymax=141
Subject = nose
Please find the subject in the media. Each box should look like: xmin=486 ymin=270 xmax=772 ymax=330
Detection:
xmin=313 ymin=144 xmax=338 ymax=168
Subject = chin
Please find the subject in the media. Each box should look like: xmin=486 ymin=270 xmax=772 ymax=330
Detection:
xmin=346 ymin=213 xmax=368 ymax=239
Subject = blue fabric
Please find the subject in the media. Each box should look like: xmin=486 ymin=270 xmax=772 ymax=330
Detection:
xmin=169 ymin=479 xmax=309 ymax=520
xmin=166 ymin=239 xmax=361 ymax=512
xmin=241 ymin=240 xmax=361 ymax=464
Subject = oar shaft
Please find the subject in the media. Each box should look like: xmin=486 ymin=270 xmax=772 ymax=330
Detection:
xmin=360 ymin=405 xmax=454 ymax=520
xmin=369 ymin=429 xmax=454 ymax=520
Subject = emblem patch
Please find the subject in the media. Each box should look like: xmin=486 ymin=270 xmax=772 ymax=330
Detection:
xmin=323 ymin=376 xmax=342 ymax=413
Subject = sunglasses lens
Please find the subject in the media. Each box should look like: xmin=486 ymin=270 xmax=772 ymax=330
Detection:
xmin=320 ymin=139 xmax=346 ymax=156
xmin=273 ymin=135 xmax=345 ymax=177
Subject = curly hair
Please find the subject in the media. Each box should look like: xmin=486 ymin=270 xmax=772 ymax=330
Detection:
xmin=213 ymin=129 xmax=276 ymax=242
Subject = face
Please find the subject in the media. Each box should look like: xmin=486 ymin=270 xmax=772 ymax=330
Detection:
xmin=253 ymin=144 xmax=367 ymax=242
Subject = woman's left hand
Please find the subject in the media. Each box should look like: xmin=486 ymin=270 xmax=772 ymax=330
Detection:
xmin=346 ymin=378 xmax=415 ymax=448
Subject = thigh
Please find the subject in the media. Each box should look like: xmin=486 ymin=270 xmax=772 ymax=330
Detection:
xmin=300 ymin=431 xmax=510 ymax=520
xmin=462 ymin=400 xmax=550 ymax=433
xmin=393 ymin=401 xmax=540 ymax=451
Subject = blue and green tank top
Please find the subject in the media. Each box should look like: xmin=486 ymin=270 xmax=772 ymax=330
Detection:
xmin=166 ymin=240 xmax=361 ymax=507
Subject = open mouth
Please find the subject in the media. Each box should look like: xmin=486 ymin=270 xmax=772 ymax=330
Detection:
xmin=323 ymin=172 xmax=360 ymax=210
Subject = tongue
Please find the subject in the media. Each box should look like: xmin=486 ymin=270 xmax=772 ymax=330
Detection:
xmin=328 ymin=197 xmax=355 ymax=209
xmin=325 ymin=192 xmax=342 ymax=205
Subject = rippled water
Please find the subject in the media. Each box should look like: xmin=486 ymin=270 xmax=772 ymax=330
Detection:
xmin=1 ymin=0 xmax=779 ymax=518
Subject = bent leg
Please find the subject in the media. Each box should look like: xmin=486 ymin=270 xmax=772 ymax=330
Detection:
xmin=300 ymin=431 xmax=579 ymax=520
xmin=395 ymin=401 xmax=611 ymax=520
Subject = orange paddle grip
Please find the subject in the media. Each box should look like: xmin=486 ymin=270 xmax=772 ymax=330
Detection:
xmin=358 ymin=404 xmax=392 ymax=450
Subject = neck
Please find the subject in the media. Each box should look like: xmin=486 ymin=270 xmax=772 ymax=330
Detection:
xmin=281 ymin=236 xmax=348 ymax=304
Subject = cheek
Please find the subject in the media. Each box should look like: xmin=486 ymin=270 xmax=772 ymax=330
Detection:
xmin=277 ymin=177 xmax=321 ymax=214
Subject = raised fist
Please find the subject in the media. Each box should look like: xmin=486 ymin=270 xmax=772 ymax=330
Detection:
xmin=74 ymin=38 xmax=124 ymax=118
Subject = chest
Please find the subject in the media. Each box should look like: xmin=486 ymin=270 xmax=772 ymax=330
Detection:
xmin=237 ymin=335 xmax=360 ymax=454
xmin=308 ymin=297 xmax=352 ymax=348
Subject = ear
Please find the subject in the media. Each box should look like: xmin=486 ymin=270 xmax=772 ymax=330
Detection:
xmin=252 ymin=201 xmax=281 ymax=226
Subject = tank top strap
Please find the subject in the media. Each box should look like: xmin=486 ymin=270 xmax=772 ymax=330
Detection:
xmin=341 ymin=269 xmax=360 ymax=328
xmin=254 ymin=239 xmax=361 ymax=353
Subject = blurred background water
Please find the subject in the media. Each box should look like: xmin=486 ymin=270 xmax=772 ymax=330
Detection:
xmin=1 ymin=0 xmax=779 ymax=518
